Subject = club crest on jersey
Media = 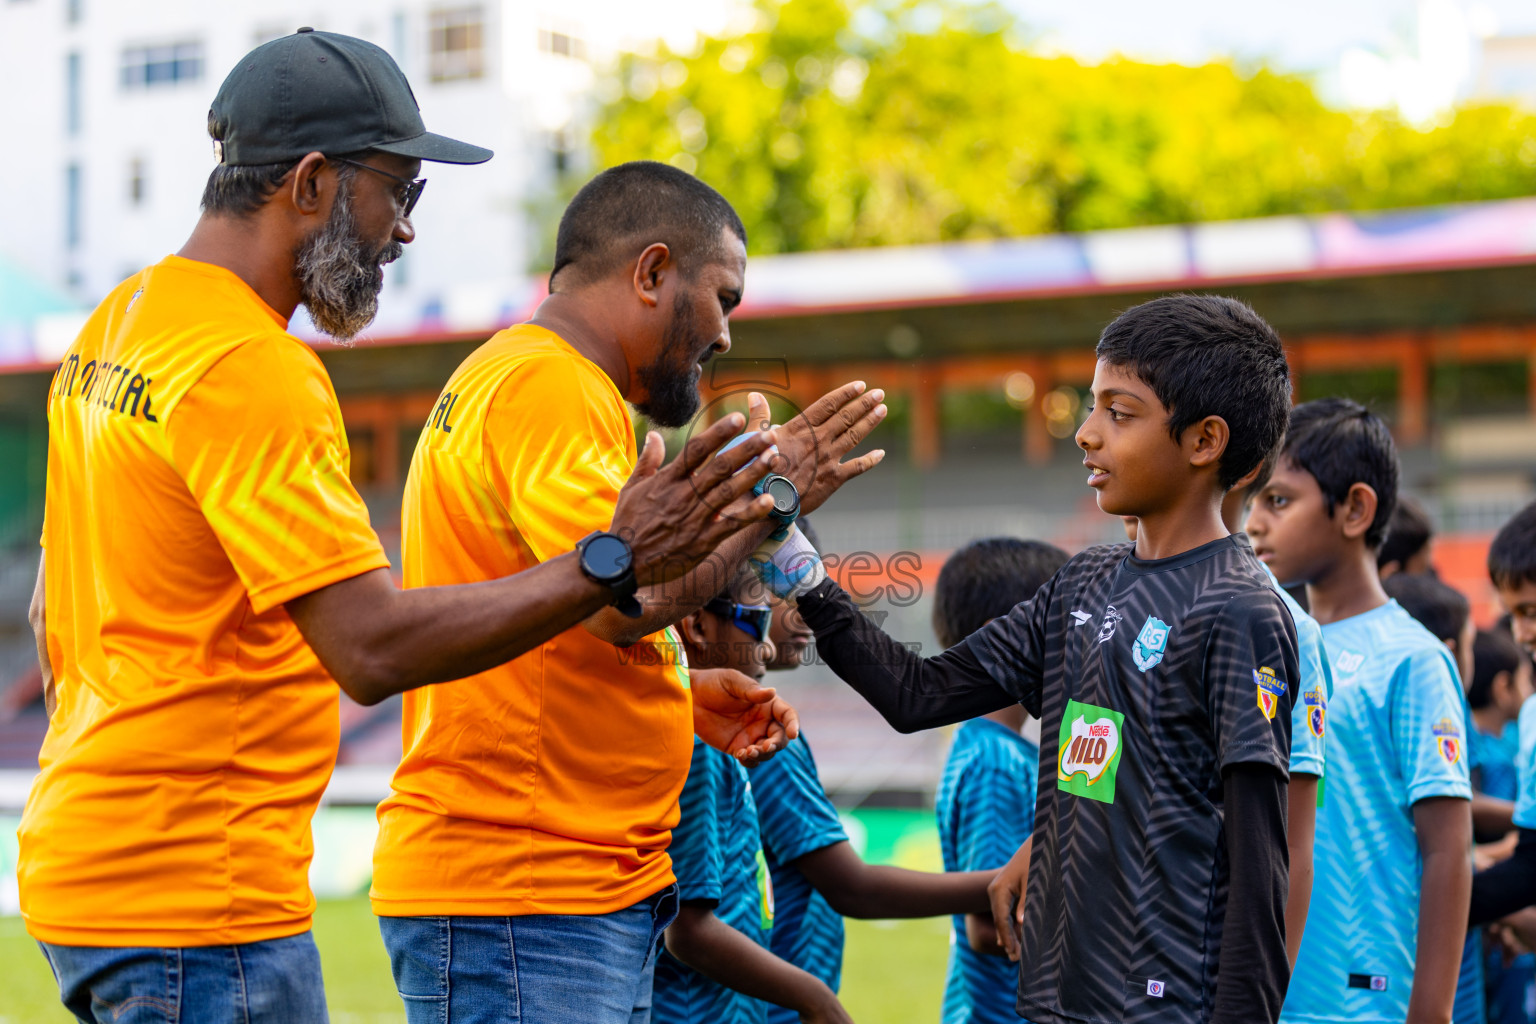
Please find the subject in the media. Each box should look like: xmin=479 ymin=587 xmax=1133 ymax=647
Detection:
xmin=1432 ymin=718 xmax=1463 ymax=766
xmin=1254 ymin=667 xmax=1287 ymax=720
xmin=1132 ymin=616 xmax=1170 ymax=671
xmin=1096 ymin=605 xmax=1123 ymax=645
xmin=126 ymin=287 xmax=144 ymax=312
xmin=1302 ymin=688 xmax=1326 ymax=738
xmin=1334 ymin=649 xmax=1365 ymax=675
xmin=1058 ymin=700 xmax=1126 ymax=804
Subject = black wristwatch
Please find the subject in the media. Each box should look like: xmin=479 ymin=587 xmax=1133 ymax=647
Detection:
xmin=576 ymin=531 xmax=642 ymax=618
xmin=758 ymin=474 xmax=800 ymax=526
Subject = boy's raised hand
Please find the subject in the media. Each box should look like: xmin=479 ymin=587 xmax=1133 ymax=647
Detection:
xmin=690 ymin=667 xmax=800 ymax=767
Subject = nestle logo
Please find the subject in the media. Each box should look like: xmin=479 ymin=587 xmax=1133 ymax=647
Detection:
xmin=1089 ymin=724 xmax=1111 ymax=737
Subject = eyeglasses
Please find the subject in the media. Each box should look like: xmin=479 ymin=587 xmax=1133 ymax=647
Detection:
xmin=330 ymin=156 xmax=427 ymax=217
xmin=704 ymin=597 xmax=774 ymax=644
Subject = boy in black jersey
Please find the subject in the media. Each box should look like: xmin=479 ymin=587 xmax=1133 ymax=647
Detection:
xmin=750 ymin=294 xmax=1299 ymax=1024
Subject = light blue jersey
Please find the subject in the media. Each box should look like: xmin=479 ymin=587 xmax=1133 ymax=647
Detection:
xmin=1280 ymin=600 xmax=1472 ymax=1024
xmin=1262 ymin=564 xmax=1332 ymax=778
xmin=654 ymin=740 xmax=773 ymax=1024
xmin=935 ymin=717 xmax=1039 ymax=1024
xmin=751 ymin=734 xmax=848 ymax=1022
xmin=1512 ymin=698 xmax=1536 ymax=831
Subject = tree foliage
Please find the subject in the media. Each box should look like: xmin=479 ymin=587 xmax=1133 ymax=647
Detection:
xmin=589 ymin=0 xmax=1536 ymax=254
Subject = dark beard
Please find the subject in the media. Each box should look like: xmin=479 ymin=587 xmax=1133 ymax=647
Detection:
xmin=294 ymin=177 xmax=402 ymax=344
xmin=633 ymin=293 xmax=707 ymax=428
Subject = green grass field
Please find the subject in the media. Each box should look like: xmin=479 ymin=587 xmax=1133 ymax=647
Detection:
xmin=0 ymin=898 xmax=950 ymax=1023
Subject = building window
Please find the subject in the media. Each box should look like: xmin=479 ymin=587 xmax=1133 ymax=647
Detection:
xmin=428 ymin=7 xmax=484 ymax=82
xmin=65 ymin=52 xmax=81 ymax=134
xmin=66 ymin=0 xmax=81 ymax=23
xmin=127 ymin=158 xmax=146 ymax=206
xmin=120 ymin=42 xmax=203 ymax=89
xmin=65 ymin=163 xmax=82 ymax=250
xmin=538 ymin=28 xmax=585 ymax=61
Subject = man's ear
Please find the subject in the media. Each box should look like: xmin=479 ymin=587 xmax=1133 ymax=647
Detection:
xmin=632 ymin=243 xmax=671 ymax=309
xmin=1337 ymin=482 xmax=1380 ymax=542
xmin=678 ymin=609 xmax=708 ymax=647
xmin=286 ymin=151 xmax=329 ymax=217
xmin=1186 ymin=415 xmax=1230 ymax=472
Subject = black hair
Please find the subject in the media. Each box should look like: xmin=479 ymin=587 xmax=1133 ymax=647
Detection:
xmin=933 ymin=538 xmax=1069 ymax=650
xmin=1282 ymin=398 xmax=1399 ymax=550
xmin=200 ymin=112 xmax=370 ymax=216
xmin=1095 ymin=294 xmax=1291 ymax=489
xmin=1469 ymin=628 xmax=1525 ymax=709
xmin=1378 ymin=495 xmax=1434 ymax=570
xmin=1489 ymin=501 xmax=1536 ymax=591
xmin=551 ymin=161 xmax=746 ymax=289
xmin=1240 ymin=445 xmax=1282 ymax=503
xmin=1383 ymin=572 xmax=1469 ymax=645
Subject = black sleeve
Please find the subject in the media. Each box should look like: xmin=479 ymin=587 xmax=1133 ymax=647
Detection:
xmin=796 ymin=578 xmax=1026 ymax=733
xmin=1211 ymin=762 xmax=1291 ymax=1024
xmin=1206 ymin=593 xmax=1298 ymax=775
xmin=1470 ymin=828 xmax=1536 ymax=926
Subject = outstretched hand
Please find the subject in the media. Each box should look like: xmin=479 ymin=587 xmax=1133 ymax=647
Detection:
xmin=769 ymin=382 xmax=888 ymax=516
xmin=691 ymin=667 xmax=800 ymax=767
xmin=611 ymin=412 xmax=777 ymax=588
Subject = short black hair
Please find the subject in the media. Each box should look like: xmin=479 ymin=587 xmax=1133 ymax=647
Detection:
xmin=1095 ymin=294 xmax=1291 ymax=489
xmin=1383 ymin=572 xmax=1469 ymax=645
xmin=1470 ymin=628 xmax=1525 ymax=709
xmin=1489 ymin=501 xmax=1536 ymax=591
xmin=1378 ymin=495 xmax=1434 ymax=570
xmin=551 ymin=161 xmax=746 ymax=289
xmin=200 ymin=112 xmax=372 ymax=216
xmin=1282 ymin=398 xmax=1399 ymax=550
xmin=933 ymin=538 xmax=1069 ymax=649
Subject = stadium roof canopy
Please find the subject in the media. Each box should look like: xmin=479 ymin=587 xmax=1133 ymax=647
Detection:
xmin=3 ymin=196 xmax=1536 ymax=375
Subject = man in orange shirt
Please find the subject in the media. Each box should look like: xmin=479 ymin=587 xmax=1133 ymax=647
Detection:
xmin=24 ymin=33 xmax=790 ymax=1024
xmin=371 ymin=162 xmax=889 ymax=1023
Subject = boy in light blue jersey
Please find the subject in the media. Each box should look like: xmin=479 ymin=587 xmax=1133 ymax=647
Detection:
xmin=657 ymin=575 xmax=852 ymax=1024
xmin=1468 ymin=628 xmax=1535 ymax=1024
xmin=930 ymin=537 xmax=1067 ymax=1024
xmin=749 ymin=528 xmax=997 ymax=1023
xmin=1383 ymin=571 xmax=1489 ymax=1024
xmin=1248 ymin=398 xmax=1472 ymax=1024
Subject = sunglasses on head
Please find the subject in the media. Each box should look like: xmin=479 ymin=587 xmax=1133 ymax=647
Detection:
xmin=704 ymin=597 xmax=774 ymax=643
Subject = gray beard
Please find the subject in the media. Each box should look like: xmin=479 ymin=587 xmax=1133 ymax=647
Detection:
xmin=294 ymin=180 xmax=402 ymax=344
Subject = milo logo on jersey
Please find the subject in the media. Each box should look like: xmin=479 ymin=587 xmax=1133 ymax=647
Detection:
xmin=1302 ymin=687 xmax=1327 ymax=738
xmin=1432 ymin=717 xmax=1463 ymax=766
xmin=755 ymin=848 xmax=775 ymax=930
xmin=1254 ymin=667 xmax=1288 ymax=720
xmin=1058 ymin=700 xmax=1125 ymax=804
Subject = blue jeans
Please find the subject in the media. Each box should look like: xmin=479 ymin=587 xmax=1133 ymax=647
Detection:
xmin=37 ymin=931 xmax=328 ymax=1024
xmin=378 ymin=885 xmax=679 ymax=1024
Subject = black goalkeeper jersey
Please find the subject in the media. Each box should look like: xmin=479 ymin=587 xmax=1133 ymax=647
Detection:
xmin=798 ymin=534 xmax=1300 ymax=1024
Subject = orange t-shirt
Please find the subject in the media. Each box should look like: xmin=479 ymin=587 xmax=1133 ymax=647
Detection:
xmin=20 ymin=255 xmax=389 ymax=947
xmin=370 ymin=324 xmax=693 ymax=917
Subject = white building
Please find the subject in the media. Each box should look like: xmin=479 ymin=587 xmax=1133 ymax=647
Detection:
xmin=0 ymin=0 xmax=736 ymax=350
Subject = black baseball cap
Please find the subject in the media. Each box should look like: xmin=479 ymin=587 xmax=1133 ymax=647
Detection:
xmin=209 ymin=27 xmax=492 ymax=166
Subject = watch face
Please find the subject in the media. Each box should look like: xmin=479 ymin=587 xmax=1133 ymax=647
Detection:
xmin=583 ymin=533 xmax=633 ymax=579
xmin=763 ymin=475 xmax=799 ymax=516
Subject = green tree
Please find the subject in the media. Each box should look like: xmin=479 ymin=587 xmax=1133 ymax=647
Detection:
xmin=587 ymin=0 xmax=1536 ymax=255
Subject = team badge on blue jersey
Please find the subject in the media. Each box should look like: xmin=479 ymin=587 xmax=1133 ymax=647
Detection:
xmin=1254 ymin=667 xmax=1287 ymax=720
xmin=1303 ymin=687 xmax=1326 ymax=738
xmin=1432 ymin=717 xmax=1463 ymax=765
xmin=1132 ymin=616 xmax=1170 ymax=671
